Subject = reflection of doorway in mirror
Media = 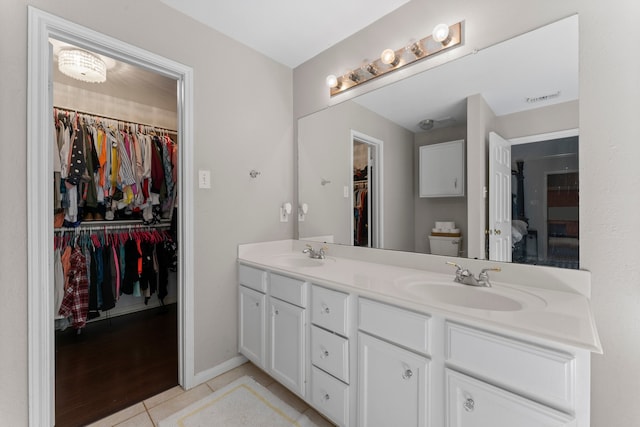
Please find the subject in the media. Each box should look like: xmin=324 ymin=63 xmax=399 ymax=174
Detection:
xmin=509 ymin=133 xmax=579 ymax=269
xmin=351 ymin=132 xmax=382 ymax=248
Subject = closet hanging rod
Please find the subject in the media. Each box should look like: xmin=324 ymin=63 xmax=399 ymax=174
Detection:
xmin=54 ymin=222 xmax=171 ymax=233
xmin=53 ymin=106 xmax=177 ymax=134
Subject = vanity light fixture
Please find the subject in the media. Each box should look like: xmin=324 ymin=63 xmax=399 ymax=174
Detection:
xmin=58 ymin=49 xmax=107 ymax=83
xmin=432 ymin=23 xmax=453 ymax=45
xmin=326 ymin=21 xmax=463 ymax=96
xmin=380 ymin=48 xmax=400 ymax=66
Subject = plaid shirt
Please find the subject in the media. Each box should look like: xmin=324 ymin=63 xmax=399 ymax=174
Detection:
xmin=58 ymin=247 xmax=89 ymax=329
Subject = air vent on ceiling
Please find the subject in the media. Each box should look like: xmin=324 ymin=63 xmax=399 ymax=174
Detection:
xmin=526 ymin=91 xmax=561 ymax=104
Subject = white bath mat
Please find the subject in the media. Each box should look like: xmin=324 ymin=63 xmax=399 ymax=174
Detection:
xmin=158 ymin=376 xmax=317 ymax=427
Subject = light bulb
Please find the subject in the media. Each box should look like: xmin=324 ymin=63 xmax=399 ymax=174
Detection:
xmin=325 ymin=74 xmax=338 ymax=88
xmin=432 ymin=23 xmax=451 ymax=43
xmin=380 ymin=48 xmax=396 ymax=65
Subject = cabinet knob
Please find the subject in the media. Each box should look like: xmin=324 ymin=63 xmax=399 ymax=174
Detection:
xmin=494 ymin=229 xmax=501 ymax=235
xmin=320 ymin=348 xmax=329 ymax=359
xmin=463 ymin=397 xmax=475 ymax=412
xmin=323 ymin=393 xmax=331 ymax=401
xmin=402 ymin=369 xmax=413 ymax=380
xmin=255 ymin=302 xmax=259 ymax=307
xmin=274 ymin=309 xmax=279 ymax=315
xmin=321 ymin=303 xmax=331 ymax=314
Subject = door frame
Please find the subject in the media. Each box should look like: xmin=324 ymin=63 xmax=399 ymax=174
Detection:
xmin=350 ymin=130 xmax=383 ymax=248
xmin=27 ymin=7 xmax=195 ymax=426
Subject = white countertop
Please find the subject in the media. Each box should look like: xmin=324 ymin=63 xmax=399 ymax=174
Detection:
xmin=238 ymin=240 xmax=602 ymax=353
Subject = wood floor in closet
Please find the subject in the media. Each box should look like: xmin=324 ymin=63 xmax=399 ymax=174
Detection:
xmin=55 ymin=303 xmax=178 ymax=427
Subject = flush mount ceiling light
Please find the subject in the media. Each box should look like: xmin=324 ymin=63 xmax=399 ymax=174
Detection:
xmin=326 ymin=21 xmax=463 ymax=96
xmin=58 ymin=49 xmax=107 ymax=83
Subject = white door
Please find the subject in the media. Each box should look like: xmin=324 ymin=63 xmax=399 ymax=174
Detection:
xmin=269 ymin=298 xmax=306 ymax=396
xmin=358 ymin=332 xmax=429 ymax=427
xmin=489 ymin=132 xmax=512 ymax=261
xmin=238 ymin=286 xmax=266 ymax=367
xmin=446 ymin=370 xmax=575 ymax=427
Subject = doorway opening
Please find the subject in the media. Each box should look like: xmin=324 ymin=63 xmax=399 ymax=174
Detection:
xmin=488 ymin=129 xmax=579 ymax=268
xmin=351 ymin=131 xmax=383 ymax=248
xmin=28 ymin=8 xmax=195 ymax=426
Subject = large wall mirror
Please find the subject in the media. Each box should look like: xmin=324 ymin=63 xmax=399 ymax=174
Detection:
xmin=298 ymin=15 xmax=580 ymax=269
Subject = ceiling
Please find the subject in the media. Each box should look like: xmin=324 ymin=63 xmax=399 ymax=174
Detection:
xmin=158 ymin=0 xmax=411 ymax=68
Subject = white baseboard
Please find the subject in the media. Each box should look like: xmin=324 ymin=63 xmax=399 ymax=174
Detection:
xmin=190 ymin=355 xmax=248 ymax=388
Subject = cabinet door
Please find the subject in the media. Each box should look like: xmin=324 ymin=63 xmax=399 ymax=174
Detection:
xmin=446 ymin=370 xmax=575 ymax=427
xmin=269 ymin=297 xmax=306 ymax=397
xmin=238 ymin=285 xmax=265 ymax=367
xmin=358 ymin=332 xmax=429 ymax=427
xmin=419 ymin=139 xmax=465 ymax=197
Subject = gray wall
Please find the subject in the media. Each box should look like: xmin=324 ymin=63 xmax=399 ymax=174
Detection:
xmin=0 ymin=0 xmax=293 ymax=424
xmin=414 ymin=125 xmax=468 ymax=255
xmin=298 ymin=100 xmax=414 ymax=251
xmin=294 ymin=0 xmax=640 ymax=425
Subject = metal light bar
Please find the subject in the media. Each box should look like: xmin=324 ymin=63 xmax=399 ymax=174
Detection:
xmin=328 ymin=21 xmax=463 ymax=97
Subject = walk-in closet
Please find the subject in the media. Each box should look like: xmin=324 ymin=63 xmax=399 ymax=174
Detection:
xmin=51 ymin=39 xmax=180 ymax=426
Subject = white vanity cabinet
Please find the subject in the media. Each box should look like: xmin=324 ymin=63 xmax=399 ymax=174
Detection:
xmin=357 ymin=299 xmax=431 ymax=427
xmin=309 ymin=285 xmax=352 ymax=426
xmin=237 ymin=265 xmax=307 ymax=397
xmin=446 ymin=370 xmax=574 ymax=427
xmin=444 ymin=322 xmax=579 ymax=427
xmin=238 ymin=265 xmax=267 ymax=367
xmin=419 ymin=139 xmax=465 ymax=197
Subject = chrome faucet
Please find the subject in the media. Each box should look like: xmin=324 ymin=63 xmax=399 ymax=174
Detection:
xmin=446 ymin=262 xmax=501 ymax=287
xmin=302 ymin=244 xmax=327 ymax=259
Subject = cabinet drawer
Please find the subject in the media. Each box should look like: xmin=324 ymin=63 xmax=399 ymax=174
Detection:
xmin=446 ymin=369 xmax=574 ymax=427
xmin=445 ymin=322 xmax=575 ymax=411
xmin=270 ymin=273 xmax=307 ymax=307
xmin=311 ymin=326 xmax=349 ymax=383
xmin=311 ymin=285 xmax=349 ymax=336
xmin=238 ymin=264 xmax=266 ymax=293
xmin=358 ymin=298 xmax=430 ymax=355
xmin=311 ymin=366 xmax=350 ymax=427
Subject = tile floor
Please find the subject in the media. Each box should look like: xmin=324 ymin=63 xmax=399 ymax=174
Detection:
xmin=86 ymin=362 xmax=335 ymax=427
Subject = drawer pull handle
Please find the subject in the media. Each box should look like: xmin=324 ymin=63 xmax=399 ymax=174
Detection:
xmin=463 ymin=398 xmax=475 ymax=412
xmin=321 ymin=304 xmax=331 ymax=314
xmin=402 ymin=369 xmax=413 ymax=380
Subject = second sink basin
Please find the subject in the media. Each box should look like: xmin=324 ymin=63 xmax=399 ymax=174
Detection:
xmin=401 ymin=282 xmax=546 ymax=312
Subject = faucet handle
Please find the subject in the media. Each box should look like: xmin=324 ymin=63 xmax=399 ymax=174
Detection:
xmin=479 ymin=267 xmax=501 ymax=275
xmin=478 ymin=267 xmax=501 ymax=287
xmin=446 ymin=261 xmax=463 ymax=271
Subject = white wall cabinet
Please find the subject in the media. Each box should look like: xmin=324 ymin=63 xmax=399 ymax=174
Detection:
xmin=358 ymin=332 xmax=429 ymax=427
xmin=419 ymin=139 xmax=465 ymax=197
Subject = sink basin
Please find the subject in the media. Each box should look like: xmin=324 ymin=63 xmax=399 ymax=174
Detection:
xmin=271 ymin=254 xmax=325 ymax=268
xmin=401 ymin=282 xmax=546 ymax=312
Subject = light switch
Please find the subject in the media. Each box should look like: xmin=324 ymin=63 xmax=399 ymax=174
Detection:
xmin=198 ymin=169 xmax=211 ymax=189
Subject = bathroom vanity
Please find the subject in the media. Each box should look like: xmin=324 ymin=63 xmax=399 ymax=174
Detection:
xmin=237 ymin=240 xmax=601 ymax=427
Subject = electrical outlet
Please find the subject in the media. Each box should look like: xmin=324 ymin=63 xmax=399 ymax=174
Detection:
xmin=279 ymin=207 xmax=288 ymax=222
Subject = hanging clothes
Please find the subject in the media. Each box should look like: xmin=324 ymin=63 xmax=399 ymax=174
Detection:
xmin=53 ymin=225 xmax=176 ymax=329
xmin=53 ymin=108 xmax=177 ymax=226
